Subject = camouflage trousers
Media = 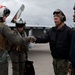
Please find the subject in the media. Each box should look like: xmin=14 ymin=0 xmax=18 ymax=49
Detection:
xmin=53 ymin=58 xmax=69 ymax=75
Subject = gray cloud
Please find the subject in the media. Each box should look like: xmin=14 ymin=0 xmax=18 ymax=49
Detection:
xmin=0 ymin=0 xmax=75 ymax=27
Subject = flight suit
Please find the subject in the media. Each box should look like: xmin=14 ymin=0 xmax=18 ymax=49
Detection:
xmin=9 ymin=28 xmax=29 ymax=75
xmin=0 ymin=23 xmax=30 ymax=75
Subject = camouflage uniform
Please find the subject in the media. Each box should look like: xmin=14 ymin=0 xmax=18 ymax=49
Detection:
xmin=0 ymin=23 xmax=30 ymax=75
xmin=9 ymin=28 xmax=29 ymax=75
xmin=53 ymin=59 xmax=69 ymax=75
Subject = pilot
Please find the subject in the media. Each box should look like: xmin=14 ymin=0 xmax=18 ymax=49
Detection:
xmin=0 ymin=5 xmax=30 ymax=75
xmin=9 ymin=18 xmax=30 ymax=75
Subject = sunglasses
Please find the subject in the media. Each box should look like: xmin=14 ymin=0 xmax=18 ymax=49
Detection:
xmin=53 ymin=11 xmax=61 ymax=15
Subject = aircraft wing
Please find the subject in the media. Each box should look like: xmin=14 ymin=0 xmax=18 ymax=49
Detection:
xmin=11 ymin=4 xmax=25 ymax=23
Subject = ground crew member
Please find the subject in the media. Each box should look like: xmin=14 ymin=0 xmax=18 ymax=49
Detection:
xmin=69 ymin=4 xmax=75 ymax=75
xmin=0 ymin=5 xmax=30 ymax=75
xmin=30 ymin=9 xmax=73 ymax=75
xmin=9 ymin=18 xmax=30 ymax=75
xmin=71 ymin=9 xmax=75 ymax=75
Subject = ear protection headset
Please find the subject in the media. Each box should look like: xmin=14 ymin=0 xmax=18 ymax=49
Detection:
xmin=53 ymin=9 xmax=66 ymax=22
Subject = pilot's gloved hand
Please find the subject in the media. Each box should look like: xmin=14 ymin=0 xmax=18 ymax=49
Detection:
xmin=28 ymin=36 xmax=36 ymax=43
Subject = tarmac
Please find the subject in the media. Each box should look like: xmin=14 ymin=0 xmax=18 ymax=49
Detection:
xmin=8 ymin=43 xmax=55 ymax=75
xmin=28 ymin=43 xmax=55 ymax=75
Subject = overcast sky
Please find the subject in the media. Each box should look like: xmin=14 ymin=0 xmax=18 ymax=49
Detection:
xmin=0 ymin=0 xmax=75 ymax=27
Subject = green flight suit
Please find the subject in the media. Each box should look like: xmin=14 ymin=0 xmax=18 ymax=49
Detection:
xmin=0 ymin=23 xmax=30 ymax=75
xmin=9 ymin=28 xmax=29 ymax=75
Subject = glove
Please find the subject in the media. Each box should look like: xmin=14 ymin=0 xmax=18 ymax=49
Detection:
xmin=28 ymin=36 xmax=36 ymax=43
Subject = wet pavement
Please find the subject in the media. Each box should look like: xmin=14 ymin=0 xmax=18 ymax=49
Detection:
xmin=28 ymin=43 xmax=55 ymax=75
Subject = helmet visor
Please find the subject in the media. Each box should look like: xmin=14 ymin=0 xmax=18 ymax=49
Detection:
xmin=16 ymin=23 xmax=25 ymax=28
xmin=53 ymin=11 xmax=61 ymax=15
